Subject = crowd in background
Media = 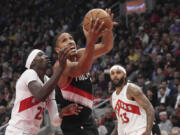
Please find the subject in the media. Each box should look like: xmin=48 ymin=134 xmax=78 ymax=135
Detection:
xmin=0 ymin=0 xmax=180 ymax=135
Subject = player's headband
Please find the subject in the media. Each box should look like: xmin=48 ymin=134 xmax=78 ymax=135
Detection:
xmin=110 ymin=65 xmax=126 ymax=74
xmin=25 ymin=49 xmax=43 ymax=69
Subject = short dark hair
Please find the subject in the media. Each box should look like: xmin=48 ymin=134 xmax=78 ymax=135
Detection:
xmin=53 ymin=31 xmax=74 ymax=48
xmin=53 ymin=32 xmax=63 ymax=48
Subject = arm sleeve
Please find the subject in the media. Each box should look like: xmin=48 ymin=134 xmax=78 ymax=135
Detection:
xmin=46 ymin=90 xmax=62 ymax=127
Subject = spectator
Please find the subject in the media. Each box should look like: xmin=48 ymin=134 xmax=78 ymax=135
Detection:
xmin=169 ymin=114 xmax=180 ymax=127
xmin=171 ymin=84 xmax=180 ymax=109
xmin=0 ymin=106 xmax=10 ymax=126
xmin=170 ymin=19 xmax=180 ymax=35
xmin=158 ymin=79 xmax=172 ymax=98
xmin=94 ymin=87 xmax=105 ymax=107
xmin=158 ymin=111 xmax=173 ymax=135
xmin=100 ymin=108 xmax=115 ymax=135
xmin=137 ymin=26 xmax=149 ymax=46
xmin=171 ymin=127 xmax=180 ymax=135
xmin=95 ymin=117 xmax=108 ymax=135
xmin=157 ymin=86 xmax=170 ymax=106
xmin=152 ymin=67 xmax=165 ymax=85
xmin=146 ymin=88 xmax=158 ymax=107
xmin=0 ymin=93 xmax=7 ymax=107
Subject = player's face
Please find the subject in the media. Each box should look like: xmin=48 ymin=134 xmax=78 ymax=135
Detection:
xmin=34 ymin=52 xmax=51 ymax=69
xmin=55 ymin=33 xmax=77 ymax=57
xmin=110 ymin=69 xmax=126 ymax=87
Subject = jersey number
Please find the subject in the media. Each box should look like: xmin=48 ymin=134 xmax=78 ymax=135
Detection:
xmin=120 ymin=113 xmax=129 ymax=123
xmin=35 ymin=106 xmax=45 ymax=120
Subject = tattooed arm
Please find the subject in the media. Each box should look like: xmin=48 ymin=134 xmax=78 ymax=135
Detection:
xmin=128 ymin=83 xmax=155 ymax=135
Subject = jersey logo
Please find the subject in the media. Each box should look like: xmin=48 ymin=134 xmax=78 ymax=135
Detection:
xmin=75 ymin=73 xmax=90 ymax=81
xmin=115 ymin=99 xmax=140 ymax=124
xmin=115 ymin=99 xmax=140 ymax=116
xmin=19 ymin=96 xmax=40 ymax=112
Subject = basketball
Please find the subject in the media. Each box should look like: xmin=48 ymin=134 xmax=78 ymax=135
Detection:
xmin=83 ymin=8 xmax=112 ymax=31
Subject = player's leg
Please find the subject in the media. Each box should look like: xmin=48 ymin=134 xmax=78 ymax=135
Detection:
xmin=82 ymin=116 xmax=99 ymax=135
xmin=126 ymin=127 xmax=152 ymax=135
xmin=5 ymin=126 xmax=35 ymax=135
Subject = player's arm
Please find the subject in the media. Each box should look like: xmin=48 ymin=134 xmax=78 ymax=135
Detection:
xmin=110 ymin=96 xmax=119 ymax=135
xmin=110 ymin=96 xmax=112 ymax=106
xmin=62 ymin=19 xmax=105 ymax=77
xmin=111 ymin=128 xmax=118 ymax=135
xmin=47 ymin=91 xmax=82 ymax=126
xmin=28 ymin=47 xmax=71 ymax=101
xmin=111 ymin=119 xmax=118 ymax=135
xmin=77 ymin=30 xmax=113 ymax=59
xmin=77 ymin=9 xmax=114 ymax=59
xmin=128 ymin=84 xmax=155 ymax=135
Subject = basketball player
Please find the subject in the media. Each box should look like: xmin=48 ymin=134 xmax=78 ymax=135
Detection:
xmin=5 ymin=47 xmax=82 ymax=135
xmin=53 ymin=9 xmax=115 ymax=135
xmin=110 ymin=65 xmax=155 ymax=135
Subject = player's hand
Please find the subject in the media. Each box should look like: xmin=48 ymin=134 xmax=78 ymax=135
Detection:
xmin=105 ymin=8 xmax=118 ymax=30
xmin=58 ymin=46 xmax=71 ymax=69
xmin=59 ymin=104 xmax=83 ymax=118
xmin=83 ymin=18 xmax=105 ymax=45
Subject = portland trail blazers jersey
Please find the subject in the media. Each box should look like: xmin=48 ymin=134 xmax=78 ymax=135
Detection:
xmin=112 ymin=83 xmax=147 ymax=134
xmin=56 ymin=73 xmax=94 ymax=130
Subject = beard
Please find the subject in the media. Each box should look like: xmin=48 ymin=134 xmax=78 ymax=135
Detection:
xmin=112 ymin=77 xmax=126 ymax=88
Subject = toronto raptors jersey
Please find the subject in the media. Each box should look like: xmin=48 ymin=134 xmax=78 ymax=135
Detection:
xmin=7 ymin=69 xmax=52 ymax=135
xmin=56 ymin=73 xmax=93 ymax=129
xmin=112 ymin=83 xmax=147 ymax=134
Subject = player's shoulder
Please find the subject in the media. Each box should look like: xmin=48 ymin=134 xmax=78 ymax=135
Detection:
xmin=21 ymin=69 xmax=37 ymax=79
xmin=127 ymin=82 xmax=140 ymax=89
xmin=24 ymin=69 xmax=37 ymax=74
xmin=127 ymin=83 xmax=142 ymax=95
xmin=111 ymin=90 xmax=117 ymax=97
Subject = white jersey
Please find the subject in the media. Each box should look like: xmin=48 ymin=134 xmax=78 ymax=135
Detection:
xmin=6 ymin=69 xmax=56 ymax=135
xmin=112 ymin=83 xmax=147 ymax=135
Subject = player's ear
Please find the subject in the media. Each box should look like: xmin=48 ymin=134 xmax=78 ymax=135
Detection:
xmin=55 ymin=47 xmax=60 ymax=53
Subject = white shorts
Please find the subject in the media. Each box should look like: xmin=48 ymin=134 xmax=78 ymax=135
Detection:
xmin=125 ymin=127 xmax=152 ymax=135
xmin=5 ymin=125 xmax=36 ymax=135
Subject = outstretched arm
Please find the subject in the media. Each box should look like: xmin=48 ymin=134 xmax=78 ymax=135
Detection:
xmin=47 ymin=91 xmax=83 ymax=127
xmin=77 ymin=9 xmax=115 ymax=59
xmin=62 ymin=18 xmax=105 ymax=77
xmin=128 ymin=84 xmax=155 ymax=135
xmin=77 ymin=29 xmax=113 ymax=59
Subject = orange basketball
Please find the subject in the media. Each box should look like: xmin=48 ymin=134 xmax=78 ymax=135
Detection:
xmin=83 ymin=8 xmax=112 ymax=31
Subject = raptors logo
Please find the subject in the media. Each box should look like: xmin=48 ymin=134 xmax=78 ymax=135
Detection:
xmin=115 ymin=99 xmax=140 ymax=124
